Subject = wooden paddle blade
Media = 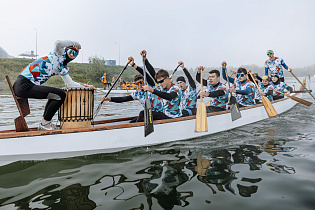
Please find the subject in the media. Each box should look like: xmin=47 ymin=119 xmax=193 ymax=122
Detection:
xmin=206 ymin=100 xmax=211 ymax=106
xmin=261 ymin=96 xmax=277 ymax=118
xmin=14 ymin=116 xmax=29 ymax=132
xmin=230 ymin=104 xmax=242 ymax=121
xmin=144 ymin=99 xmax=154 ymax=137
xmin=17 ymin=98 xmax=30 ymax=117
xmin=195 ymin=102 xmax=208 ymax=132
xmin=289 ymin=96 xmax=313 ymax=107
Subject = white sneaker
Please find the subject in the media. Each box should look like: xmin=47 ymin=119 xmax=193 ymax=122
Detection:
xmin=38 ymin=122 xmax=57 ymax=130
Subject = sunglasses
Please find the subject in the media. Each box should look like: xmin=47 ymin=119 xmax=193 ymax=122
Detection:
xmin=67 ymin=49 xmax=78 ymax=57
xmin=270 ymin=74 xmax=278 ymax=77
xmin=136 ymin=80 xmax=144 ymax=85
xmin=157 ymin=77 xmax=168 ymax=84
xmin=237 ymin=73 xmax=246 ymax=77
xmin=267 ymin=53 xmax=273 ymax=56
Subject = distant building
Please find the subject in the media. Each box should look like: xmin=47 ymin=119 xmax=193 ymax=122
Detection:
xmin=18 ymin=51 xmax=38 ymax=59
xmin=106 ymin=60 xmax=116 ymax=65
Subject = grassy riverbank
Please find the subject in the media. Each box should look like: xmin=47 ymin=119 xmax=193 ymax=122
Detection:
xmin=0 ymin=58 xmax=138 ymax=90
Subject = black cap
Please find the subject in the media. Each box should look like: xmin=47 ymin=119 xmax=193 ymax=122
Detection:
xmin=176 ymin=76 xmax=186 ymax=83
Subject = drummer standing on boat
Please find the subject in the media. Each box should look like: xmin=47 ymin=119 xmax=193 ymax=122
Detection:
xmin=176 ymin=61 xmax=197 ymax=116
xmin=196 ymin=67 xmax=229 ymax=112
xmin=264 ymin=50 xmax=292 ymax=82
xmin=222 ymin=61 xmax=256 ymax=107
xmin=13 ymin=40 xmax=85 ymax=130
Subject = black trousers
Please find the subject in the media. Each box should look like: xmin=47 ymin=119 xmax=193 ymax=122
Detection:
xmin=206 ymin=106 xmax=226 ymax=113
xmin=13 ymin=75 xmax=66 ymax=121
xmin=182 ymin=108 xmax=197 ymax=116
xmin=136 ymin=110 xmax=170 ymax=122
xmin=273 ymin=95 xmax=284 ymax=100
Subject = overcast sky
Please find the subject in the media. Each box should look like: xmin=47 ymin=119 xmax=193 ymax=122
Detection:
xmin=1 ymin=0 xmax=315 ymax=70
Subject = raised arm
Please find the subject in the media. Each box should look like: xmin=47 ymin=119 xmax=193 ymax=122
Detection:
xmin=222 ymin=67 xmax=234 ymax=83
xmin=141 ymin=50 xmax=157 ymax=82
xmin=195 ymin=66 xmax=207 ymax=85
xmin=128 ymin=56 xmax=155 ymax=87
xmin=178 ymin=61 xmax=196 ymax=89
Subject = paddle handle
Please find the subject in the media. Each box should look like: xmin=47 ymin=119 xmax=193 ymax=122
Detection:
xmin=290 ymin=71 xmax=315 ymax=100
xmin=223 ymin=72 xmax=234 ymax=85
xmin=224 ymin=65 xmax=234 ymax=100
xmin=105 ymin=61 xmax=130 ymax=98
xmin=273 ymin=89 xmax=286 ymax=96
xmin=93 ymin=61 xmax=131 ymax=119
xmin=200 ymin=67 xmax=204 ymax=103
xmin=248 ymin=71 xmax=264 ymax=95
xmin=6 ymin=75 xmax=24 ymax=117
xmin=169 ymin=64 xmax=180 ymax=79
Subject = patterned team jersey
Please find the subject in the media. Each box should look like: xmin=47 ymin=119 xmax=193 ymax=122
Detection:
xmin=131 ymin=87 xmax=163 ymax=112
xmin=20 ymin=51 xmax=69 ymax=85
xmin=206 ymin=81 xmax=229 ymax=109
xmin=264 ymin=57 xmax=288 ymax=78
xmin=131 ymin=89 xmax=146 ymax=107
xmin=158 ymin=83 xmax=182 ymax=118
xmin=180 ymin=85 xmax=197 ymax=110
xmin=234 ymin=78 xmax=256 ymax=106
xmin=255 ymin=82 xmax=273 ymax=102
xmin=270 ymin=82 xmax=291 ymax=97
xmin=149 ymin=92 xmax=164 ymax=112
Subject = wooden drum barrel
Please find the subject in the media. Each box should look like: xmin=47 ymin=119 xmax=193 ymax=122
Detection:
xmin=58 ymin=87 xmax=94 ymax=129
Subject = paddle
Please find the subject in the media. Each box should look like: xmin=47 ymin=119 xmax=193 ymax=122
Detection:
xmin=224 ymin=65 xmax=241 ymax=121
xmin=248 ymin=71 xmax=277 ymax=118
xmin=273 ymin=89 xmax=312 ymax=107
xmin=169 ymin=64 xmax=181 ymax=79
xmin=223 ymin=72 xmax=234 ymax=85
xmin=142 ymin=56 xmax=154 ymax=137
xmin=6 ymin=75 xmax=29 ymax=132
xmin=290 ymin=71 xmax=315 ymax=100
xmin=195 ymin=67 xmax=208 ymax=132
xmin=93 ymin=61 xmax=130 ymax=119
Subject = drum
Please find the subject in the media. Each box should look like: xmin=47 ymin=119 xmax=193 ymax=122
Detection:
xmin=58 ymin=87 xmax=94 ymax=129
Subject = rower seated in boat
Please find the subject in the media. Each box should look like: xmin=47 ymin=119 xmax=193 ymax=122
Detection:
xmin=101 ymin=74 xmax=155 ymax=123
xmin=176 ymin=61 xmax=197 ymax=116
xmin=196 ymin=67 xmax=228 ymax=113
xmin=270 ymin=73 xmax=293 ymax=100
xmin=142 ymin=69 xmax=182 ymax=119
xmin=250 ymin=74 xmax=273 ymax=104
xmin=222 ymin=62 xmax=255 ymax=108
xmin=128 ymin=55 xmax=164 ymax=114
xmin=12 ymin=40 xmax=91 ymax=130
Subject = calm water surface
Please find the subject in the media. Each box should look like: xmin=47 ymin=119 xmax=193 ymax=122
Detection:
xmin=0 ymin=81 xmax=314 ymax=210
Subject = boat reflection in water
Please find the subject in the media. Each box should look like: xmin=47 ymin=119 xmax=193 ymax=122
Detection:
xmin=0 ymin=140 xmax=299 ymax=209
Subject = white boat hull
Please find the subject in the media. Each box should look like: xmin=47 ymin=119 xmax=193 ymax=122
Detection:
xmin=0 ymin=96 xmax=298 ymax=161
